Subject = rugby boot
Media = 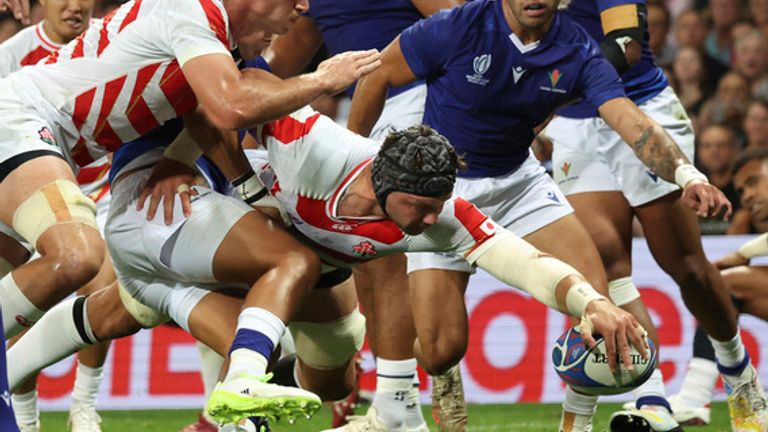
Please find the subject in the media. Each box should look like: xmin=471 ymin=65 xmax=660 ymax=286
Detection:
xmin=68 ymin=404 xmax=102 ymax=432
xmin=609 ymin=405 xmax=682 ymax=432
xmin=722 ymin=365 xmax=768 ymax=432
xmin=17 ymin=420 xmax=40 ymax=432
xmin=431 ymin=365 xmax=468 ymax=431
xmin=322 ymin=407 xmax=396 ymax=432
xmin=666 ymin=394 xmax=711 ymax=426
xmin=180 ymin=413 xmax=217 ymax=432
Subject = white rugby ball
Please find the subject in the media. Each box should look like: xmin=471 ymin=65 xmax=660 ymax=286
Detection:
xmin=552 ymin=326 xmax=656 ymax=395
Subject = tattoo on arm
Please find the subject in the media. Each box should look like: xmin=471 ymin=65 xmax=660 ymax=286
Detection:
xmin=629 ymin=125 xmax=691 ymax=182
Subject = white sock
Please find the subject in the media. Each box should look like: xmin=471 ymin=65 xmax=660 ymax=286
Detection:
xmin=677 ymin=358 xmax=718 ymax=408
xmin=632 ymin=369 xmax=671 ymax=412
xmin=197 ymin=341 xmax=224 ymax=422
xmin=225 ymin=307 xmax=285 ymax=381
xmin=563 ymin=386 xmax=598 ymax=416
xmin=11 ymin=390 xmax=39 ymax=425
xmin=1 ymin=273 xmax=43 ymax=338
xmin=372 ymin=358 xmax=417 ymax=429
xmin=708 ymin=329 xmax=746 ymax=371
xmin=405 ymin=373 xmax=426 ymax=429
xmin=7 ymin=297 xmax=94 ymax=390
xmin=71 ymin=361 xmax=103 ymax=408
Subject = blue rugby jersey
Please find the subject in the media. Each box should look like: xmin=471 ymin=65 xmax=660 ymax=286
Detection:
xmin=0 ymin=309 xmax=20 ymax=432
xmin=559 ymin=0 xmax=668 ymax=118
xmin=305 ymin=0 xmax=425 ymax=98
xmin=399 ymin=0 xmax=626 ymax=178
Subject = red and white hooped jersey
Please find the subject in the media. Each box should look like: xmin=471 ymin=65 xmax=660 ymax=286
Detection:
xmin=246 ymin=107 xmax=509 ymax=269
xmin=3 ymin=0 xmax=235 ymax=168
xmin=0 ymin=22 xmax=62 ymax=78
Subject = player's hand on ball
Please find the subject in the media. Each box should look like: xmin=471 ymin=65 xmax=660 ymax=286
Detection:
xmin=681 ymin=181 xmax=732 ymax=220
xmin=137 ymin=157 xmax=197 ymax=225
xmin=579 ymin=299 xmax=649 ymax=373
xmin=713 ymin=251 xmax=750 ymax=270
xmin=316 ymin=49 xmax=381 ymax=95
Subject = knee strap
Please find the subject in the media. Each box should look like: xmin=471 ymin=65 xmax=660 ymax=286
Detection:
xmin=12 ymin=179 xmax=98 ymax=247
xmin=290 ymin=309 xmax=366 ymax=370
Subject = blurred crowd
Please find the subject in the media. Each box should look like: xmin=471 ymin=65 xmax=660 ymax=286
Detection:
xmin=2 ymin=0 xmax=767 ymax=234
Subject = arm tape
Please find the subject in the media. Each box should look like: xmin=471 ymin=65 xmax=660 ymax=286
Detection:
xmin=232 ymin=169 xmax=268 ymax=204
xmin=599 ymin=4 xmax=646 ymax=74
xmin=162 ymin=129 xmax=203 ymax=168
xmin=738 ymin=233 xmax=768 ymax=259
xmin=472 ymin=232 xmax=606 ymax=316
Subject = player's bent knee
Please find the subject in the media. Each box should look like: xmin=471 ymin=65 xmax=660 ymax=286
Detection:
xmin=419 ymin=331 xmax=468 ymax=375
xmin=118 ymin=282 xmax=169 ymax=329
xmin=290 ymin=309 xmax=366 ymax=370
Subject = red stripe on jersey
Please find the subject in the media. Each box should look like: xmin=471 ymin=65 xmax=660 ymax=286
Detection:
xmin=34 ymin=24 xmax=59 ymax=51
xmin=19 ymin=45 xmax=53 ymax=67
xmin=126 ymin=63 xmax=162 ymax=134
xmin=263 ymin=113 xmax=321 ymax=145
xmin=94 ymin=121 xmax=123 ymax=151
xmin=159 ymin=61 xmax=198 ymax=116
xmin=90 ymin=183 xmax=111 ymax=203
xmin=93 ymin=75 xmax=127 ymax=147
xmin=198 ymin=0 xmax=228 ymax=46
xmin=96 ymin=9 xmax=118 ymax=55
xmin=71 ymin=34 xmax=86 ymax=58
xmin=76 ymin=163 xmax=110 ymax=184
xmin=72 ymin=88 xmax=97 ymax=131
xmin=296 ymin=195 xmax=405 ymax=245
xmin=44 ymin=50 xmax=59 ymax=64
xmin=71 ymin=136 xmax=95 ymax=167
xmin=118 ymin=0 xmax=143 ymax=32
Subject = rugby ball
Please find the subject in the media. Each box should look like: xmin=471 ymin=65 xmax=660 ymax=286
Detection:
xmin=552 ymin=326 xmax=656 ymax=395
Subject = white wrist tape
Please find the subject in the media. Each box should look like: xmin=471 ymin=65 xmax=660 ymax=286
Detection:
xmin=163 ymin=129 xmax=202 ymax=168
xmin=473 ymin=232 xmax=606 ymax=315
xmin=674 ymin=164 xmax=709 ymax=188
xmin=738 ymin=233 xmax=768 ymax=259
xmin=232 ymin=169 xmax=268 ymax=205
xmin=565 ymin=281 xmax=608 ymax=316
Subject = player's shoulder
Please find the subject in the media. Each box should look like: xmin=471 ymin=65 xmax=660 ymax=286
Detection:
xmin=0 ymin=24 xmax=40 ymax=52
xmin=549 ymin=13 xmax=600 ymax=53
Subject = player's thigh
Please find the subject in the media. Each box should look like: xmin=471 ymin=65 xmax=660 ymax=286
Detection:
xmin=567 ymin=191 xmax=634 ymax=280
xmin=722 ymin=266 xmax=768 ymax=320
xmin=352 ymin=254 xmax=406 ymax=325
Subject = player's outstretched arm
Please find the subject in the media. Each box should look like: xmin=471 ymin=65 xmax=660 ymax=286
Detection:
xmin=715 ymin=233 xmax=768 ymax=269
xmin=262 ymin=16 xmax=324 ymax=79
xmin=182 ymin=50 xmax=380 ymax=130
xmin=348 ymin=37 xmax=418 ymax=136
xmin=469 ymin=232 xmax=648 ymax=372
xmin=599 ymin=97 xmax=733 ymax=219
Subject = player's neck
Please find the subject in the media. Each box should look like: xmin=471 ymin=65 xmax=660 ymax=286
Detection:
xmin=337 ymin=166 xmax=386 ymax=220
xmin=41 ymin=20 xmax=69 ymax=45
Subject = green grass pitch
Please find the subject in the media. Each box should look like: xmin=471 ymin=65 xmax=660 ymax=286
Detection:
xmin=39 ymin=402 xmax=732 ymax=431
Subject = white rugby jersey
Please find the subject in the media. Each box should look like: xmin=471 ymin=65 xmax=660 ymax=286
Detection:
xmin=247 ymin=107 xmax=509 ymax=268
xmin=0 ymin=22 xmax=62 ymax=78
xmin=4 ymin=0 xmax=234 ymax=168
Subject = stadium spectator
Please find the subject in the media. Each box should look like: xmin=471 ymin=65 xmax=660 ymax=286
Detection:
xmin=675 ymin=9 xmax=729 ymax=85
xmin=697 ymin=125 xmax=742 ymax=234
xmin=749 ymin=0 xmax=768 ymax=31
xmin=731 ymin=30 xmax=768 ymax=85
xmin=699 ymin=71 xmax=750 ymax=131
xmin=705 ymin=0 xmax=742 ymax=65
xmin=672 ymin=46 xmax=711 ymax=118
xmin=744 ymin=99 xmax=768 ymax=149
xmin=647 ymin=1 xmax=674 ymax=66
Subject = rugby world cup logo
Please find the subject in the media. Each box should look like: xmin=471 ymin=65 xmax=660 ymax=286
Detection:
xmin=473 ymin=54 xmax=492 ymax=76
xmin=467 ymin=54 xmax=491 ymax=86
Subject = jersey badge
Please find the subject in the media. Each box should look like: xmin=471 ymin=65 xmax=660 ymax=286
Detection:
xmin=466 ymin=54 xmax=491 ymax=86
xmin=512 ymin=66 xmax=526 ymax=83
xmin=1 ymin=391 xmax=9 ymax=407
xmin=38 ymin=126 xmax=55 ymax=146
xmin=645 ymin=170 xmax=659 ymax=183
xmin=352 ymin=240 xmax=378 ymax=258
xmin=545 ymin=190 xmax=561 ymax=203
xmin=561 ymin=161 xmax=571 ymax=177
xmin=540 ymin=69 xmax=566 ymax=94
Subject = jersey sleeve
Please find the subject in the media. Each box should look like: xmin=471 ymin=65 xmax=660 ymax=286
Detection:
xmin=0 ymin=48 xmax=15 ymax=78
xmin=398 ymin=7 xmax=464 ymax=79
xmin=575 ymin=45 xmax=627 ymax=109
xmin=410 ymin=198 xmax=508 ymax=259
xmin=163 ymin=0 xmax=232 ymax=66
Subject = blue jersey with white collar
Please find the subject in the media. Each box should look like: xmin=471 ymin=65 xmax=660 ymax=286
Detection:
xmin=559 ymin=0 xmax=668 ymax=118
xmin=399 ymin=0 xmax=626 ymax=177
xmin=305 ymin=0 xmax=425 ymax=98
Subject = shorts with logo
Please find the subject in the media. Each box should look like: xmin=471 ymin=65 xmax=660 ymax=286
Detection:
xmin=106 ymin=169 xmax=252 ymax=331
xmin=407 ymin=151 xmax=573 ymax=274
xmin=548 ymin=87 xmax=694 ymax=207
xmin=0 ymin=79 xmax=75 ymax=169
xmin=369 ymin=84 xmax=426 ymax=141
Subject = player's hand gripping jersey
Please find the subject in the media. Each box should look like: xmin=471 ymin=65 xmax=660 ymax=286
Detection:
xmin=0 ymin=0 xmax=234 ymax=168
xmin=246 ymin=107 xmax=510 ymax=269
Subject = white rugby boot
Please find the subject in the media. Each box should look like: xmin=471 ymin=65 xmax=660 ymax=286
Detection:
xmin=17 ymin=420 xmax=41 ymax=432
xmin=666 ymin=393 xmax=711 ymax=425
xmin=609 ymin=405 xmax=682 ymax=431
xmin=322 ymin=407 xmax=396 ymax=432
xmin=722 ymin=364 xmax=768 ymax=432
xmin=68 ymin=404 xmax=103 ymax=432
